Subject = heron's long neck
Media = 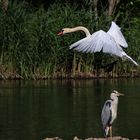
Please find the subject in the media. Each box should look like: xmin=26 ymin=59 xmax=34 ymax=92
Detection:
xmin=112 ymin=97 xmax=118 ymax=106
xmin=69 ymin=26 xmax=91 ymax=37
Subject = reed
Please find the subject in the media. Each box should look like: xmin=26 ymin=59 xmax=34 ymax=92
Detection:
xmin=0 ymin=1 xmax=139 ymax=79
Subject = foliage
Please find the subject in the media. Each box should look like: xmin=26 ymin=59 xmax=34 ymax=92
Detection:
xmin=0 ymin=1 xmax=140 ymax=79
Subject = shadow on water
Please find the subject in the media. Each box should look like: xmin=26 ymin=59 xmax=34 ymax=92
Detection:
xmin=0 ymin=79 xmax=140 ymax=140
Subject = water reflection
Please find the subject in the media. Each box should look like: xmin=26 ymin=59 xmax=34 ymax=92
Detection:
xmin=0 ymin=79 xmax=140 ymax=140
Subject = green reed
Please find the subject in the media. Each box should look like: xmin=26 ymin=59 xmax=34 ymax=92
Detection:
xmin=0 ymin=1 xmax=139 ymax=79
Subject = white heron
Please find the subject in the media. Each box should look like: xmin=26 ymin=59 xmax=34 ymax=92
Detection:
xmin=57 ymin=21 xmax=138 ymax=66
xmin=101 ymin=90 xmax=124 ymax=138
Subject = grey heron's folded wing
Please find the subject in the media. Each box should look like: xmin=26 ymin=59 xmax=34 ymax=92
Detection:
xmin=101 ymin=100 xmax=112 ymax=129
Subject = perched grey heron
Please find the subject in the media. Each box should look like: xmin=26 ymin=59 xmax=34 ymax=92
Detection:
xmin=101 ymin=90 xmax=124 ymax=138
xmin=57 ymin=21 xmax=138 ymax=66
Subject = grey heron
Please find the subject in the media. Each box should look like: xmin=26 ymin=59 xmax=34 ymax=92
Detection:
xmin=101 ymin=90 xmax=124 ymax=138
xmin=57 ymin=21 xmax=138 ymax=66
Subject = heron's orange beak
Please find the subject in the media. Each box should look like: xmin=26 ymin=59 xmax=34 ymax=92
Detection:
xmin=57 ymin=31 xmax=63 ymax=36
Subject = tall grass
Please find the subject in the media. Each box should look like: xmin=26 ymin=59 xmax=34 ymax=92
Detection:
xmin=0 ymin=1 xmax=140 ymax=79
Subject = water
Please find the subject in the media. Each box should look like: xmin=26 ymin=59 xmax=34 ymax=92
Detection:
xmin=0 ymin=79 xmax=140 ymax=140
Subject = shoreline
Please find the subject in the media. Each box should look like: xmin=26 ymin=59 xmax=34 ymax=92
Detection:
xmin=0 ymin=71 xmax=140 ymax=80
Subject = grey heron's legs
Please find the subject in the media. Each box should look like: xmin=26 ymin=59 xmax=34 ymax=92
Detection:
xmin=109 ymin=126 xmax=112 ymax=140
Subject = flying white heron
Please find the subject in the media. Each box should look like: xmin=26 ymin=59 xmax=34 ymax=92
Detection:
xmin=57 ymin=21 xmax=138 ymax=66
xmin=101 ymin=90 xmax=124 ymax=138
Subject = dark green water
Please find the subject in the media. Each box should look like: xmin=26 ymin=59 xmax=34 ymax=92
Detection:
xmin=0 ymin=79 xmax=140 ymax=140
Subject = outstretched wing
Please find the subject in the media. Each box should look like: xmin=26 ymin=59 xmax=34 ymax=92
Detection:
xmin=107 ymin=21 xmax=128 ymax=48
xmin=70 ymin=30 xmax=123 ymax=57
xmin=101 ymin=100 xmax=112 ymax=129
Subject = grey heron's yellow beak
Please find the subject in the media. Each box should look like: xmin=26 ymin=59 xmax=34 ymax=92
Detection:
xmin=117 ymin=92 xmax=124 ymax=96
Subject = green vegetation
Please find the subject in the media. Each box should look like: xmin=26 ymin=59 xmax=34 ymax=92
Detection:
xmin=0 ymin=0 xmax=140 ymax=79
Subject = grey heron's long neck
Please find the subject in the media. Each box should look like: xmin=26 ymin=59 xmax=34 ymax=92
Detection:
xmin=111 ymin=97 xmax=118 ymax=105
xmin=69 ymin=26 xmax=91 ymax=37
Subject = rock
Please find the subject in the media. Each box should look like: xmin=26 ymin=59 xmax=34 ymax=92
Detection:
xmin=85 ymin=137 xmax=94 ymax=140
xmin=43 ymin=137 xmax=63 ymax=140
xmin=43 ymin=136 xmax=138 ymax=140
xmin=73 ymin=136 xmax=82 ymax=140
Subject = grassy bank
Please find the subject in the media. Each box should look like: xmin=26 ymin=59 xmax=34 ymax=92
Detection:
xmin=0 ymin=1 xmax=140 ymax=79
